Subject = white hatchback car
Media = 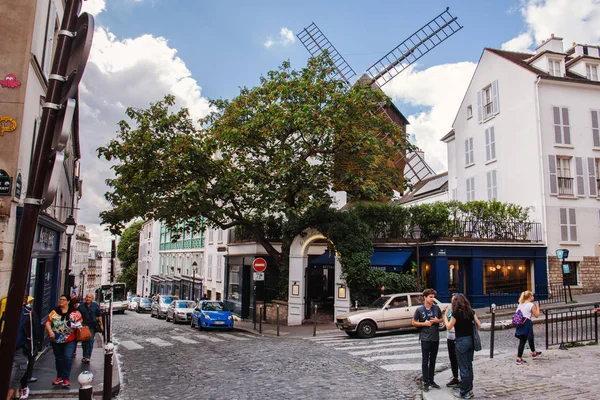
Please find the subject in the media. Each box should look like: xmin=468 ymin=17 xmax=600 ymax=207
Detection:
xmin=335 ymin=293 xmax=449 ymax=338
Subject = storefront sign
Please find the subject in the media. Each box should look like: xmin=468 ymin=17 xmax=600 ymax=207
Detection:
xmin=438 ymin=249 xmax=446 ymax=256
xmin=562 ymin=263 xmax=570 ymax=274
xmin=0 ymin=116 xmax=17 ymax=136
xmin=0 ymin=73 xmax=22 ymax=89
xmin=0 ymin=169 xmax=12 ymax=196
xmin=38 ymin=227 xmax=56 ymax=250
xmin=14 ymin=172 xmax=21 ymax=199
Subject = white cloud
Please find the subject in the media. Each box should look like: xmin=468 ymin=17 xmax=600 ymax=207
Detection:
xmin=383 ymin=62 xmax=476 ymax=173
xmin=501 ymin=0 xmax=600 ymax=52
xmin=78 ymin=27 xmax=211 ymax=250
xmin=501 ymin=32 xmax=534 ymax=52
xmin=81 ymin=0 xmax=106 ymax=16
xmin=264 ymin=27 xmax=296 ymax=49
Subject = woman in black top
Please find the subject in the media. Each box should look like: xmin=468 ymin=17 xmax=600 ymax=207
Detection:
xmin=444 ymin=293 xmax=481 ymax=399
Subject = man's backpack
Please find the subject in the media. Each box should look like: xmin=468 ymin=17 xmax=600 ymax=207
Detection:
xmin=512 ymin=309 xmax=527 ymax=327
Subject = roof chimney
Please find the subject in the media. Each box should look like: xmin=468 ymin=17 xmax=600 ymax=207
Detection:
xmin=535 ymin=35 xmax=564 ymax=54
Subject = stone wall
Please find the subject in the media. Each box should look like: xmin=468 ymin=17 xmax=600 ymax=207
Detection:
xmin=548 ymin=256 xmax=600 ymax=295
xmin=253 ymin=300 xmax=289 ymax=325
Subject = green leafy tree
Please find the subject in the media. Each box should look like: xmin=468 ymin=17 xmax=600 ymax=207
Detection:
xmin=115 ymin=220 xmax=143 ymax=292
xmin=98 ymin=56 xmax=410 ymax=297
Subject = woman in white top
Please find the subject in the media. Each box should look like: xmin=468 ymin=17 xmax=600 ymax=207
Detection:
xmin=515 ymin=291 xmax=541 ymax=365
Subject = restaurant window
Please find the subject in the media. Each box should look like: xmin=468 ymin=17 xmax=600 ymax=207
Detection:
xmin=448 ymin=260 xmax=460 ymax=294
xmin=483 ymin=259 xmax=529 ymax=294
xmin=422 ymin=261 xmax=433 ymax=289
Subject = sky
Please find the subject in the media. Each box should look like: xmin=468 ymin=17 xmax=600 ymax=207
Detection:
xmin=77 ymin=0 xmax=600 ymax=250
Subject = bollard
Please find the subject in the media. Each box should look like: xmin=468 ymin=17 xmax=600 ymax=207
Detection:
xmin=78 ymin=371 xmax=93 ymax=400
xmin=102 ymin=342 xmax=114 ymax=400
xmin=490 ymin=303 xmax=496 ymax=359
xmin=253 ymin=303 xmax=257 ymax=331
xmin=276 ymin=304 xmax=280 ymax=337
xmin=313 ymin=304 xmax=318 ymax=337
xmin=259 ymin=305 xmax=263 ymax=334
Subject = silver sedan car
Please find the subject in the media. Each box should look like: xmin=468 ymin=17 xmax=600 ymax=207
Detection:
xmin=166 ymin=300 xmax=196 ymax=323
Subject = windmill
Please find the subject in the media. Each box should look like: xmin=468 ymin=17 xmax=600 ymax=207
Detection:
xmin=297 ymin=7 xmax=463 ymax=191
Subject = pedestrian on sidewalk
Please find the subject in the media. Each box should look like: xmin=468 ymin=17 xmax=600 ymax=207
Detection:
xmin=445 ymin=294 xmax=461 ymax=389
xmin=444 ymin=293 xmax=481 ymax=399
xmin=412 ymin=288 xmax=443 ymax=392
xmin=45 ymin=295 xmax=83 ymax=388
xmin=515 ymin=290 xmax=542 ymax=365
xmin=78 ymin=293 xmax=103 ymax=364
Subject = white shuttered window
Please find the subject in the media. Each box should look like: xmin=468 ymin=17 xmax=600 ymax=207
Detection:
xmin=553 ymin=107 xmax=571 ymax=144
xmin=466 ymin=177 xmax=475 ymax=201
xmin=486 ymin=170 xmax=497 ymax=200
xmin=485 ymin=126 xmax=496 ymax=162
xmin=559 ymin=208 xmax=577 ymax=242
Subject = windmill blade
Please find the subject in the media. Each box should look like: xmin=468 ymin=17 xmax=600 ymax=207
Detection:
xmin=297 ymin=22 xmax=357 ymax=87
xmin=403 ymin=149 xmax=435 ymax=185
xmin=366 ymin=7 xmax=463 ymax=88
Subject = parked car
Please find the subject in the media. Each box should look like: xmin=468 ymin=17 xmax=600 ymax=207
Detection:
xmin=128 ymin=297 xmax=140 ymax=311
xmin=191 ymin=300 xmax=234 ymax=330
xmin=335 ymin=293 xmax=449 ymax=339
xmin=151 ymin=295 xmax=179 ymax=319
xmin=166 ymin=300 xmax=196 ymax=323
xmin=136 ymin=298 xmax=152 ymax=313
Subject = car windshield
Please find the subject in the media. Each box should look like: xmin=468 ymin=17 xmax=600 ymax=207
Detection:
xmin=201 ymin=302 xmax=229 ymax=312
xmin=176 ymin=301 xmax=194 ymax=308
xmin=369 ymin=296 xmax=391 ymax=309
xmin=132 ymin=297 xmax=140 ymax=302
xmin=160 ymin=297 xmax=174 ymax=304
xmin=141 ymin=299 xmax=151 ymax=304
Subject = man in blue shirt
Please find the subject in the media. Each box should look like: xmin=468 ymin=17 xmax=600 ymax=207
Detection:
xmin=412 ymin=288 xmax=443 ymax=392
xmin=78 ymin=294 xmax=103 ymax=364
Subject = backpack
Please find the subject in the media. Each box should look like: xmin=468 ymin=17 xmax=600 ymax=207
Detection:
xmin=512 ymin=308 xmax=527 ymax=327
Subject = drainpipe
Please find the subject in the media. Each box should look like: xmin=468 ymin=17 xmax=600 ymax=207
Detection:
xmin=534 ymin=75 xmax=550 ymax=288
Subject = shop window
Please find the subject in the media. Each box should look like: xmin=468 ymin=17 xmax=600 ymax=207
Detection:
xmin=448 ymin=260 xmax=460 ymax=294
xmin=483 ymin=259 xmax=529 ymax=293
xmin=562 ymin=262 xmax=578 ymax=286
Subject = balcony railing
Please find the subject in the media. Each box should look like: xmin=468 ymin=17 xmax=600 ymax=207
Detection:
xmin=159 ymin=237 xmax=204 ymax=251
xmin=558 ymin=177 xmax=574 ymax=196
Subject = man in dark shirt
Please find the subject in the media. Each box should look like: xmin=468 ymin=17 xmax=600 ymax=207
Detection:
xmin=412 ymin=288 xmax=443 ymax=392
xmin=78 ymin=294 xmax=103 ymax=364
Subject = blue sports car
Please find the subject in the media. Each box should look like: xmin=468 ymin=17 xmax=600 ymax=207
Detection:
xmin=191 ymin=300 xmax=234 ymax=330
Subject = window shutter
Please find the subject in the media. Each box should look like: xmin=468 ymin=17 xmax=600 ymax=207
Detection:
xmin=575 ymin=157 xmax=585 ymax=196
xmin=43 ymin=1 xmax=57 ymax=78
xmin=553 ymin=107 xmax=562 ymax=144
xmin=491 ymin=80 xmax=499 ymax=115
xmin=485 ymin=128 xmax=491 ymax=161
xmin=469 ymin=138 xmax=474 ymax=164
xmin=492 ymin=170 xmax=497 ymax=199
xmin=592 ymin=110 xmax=600 ymax=147
xmin=477 ymin=90 xmax=483 ymax=122
xmin=569 ymin=208 xmax=577 ymax=242
xmin=465 ymin=139 xmax=469 ymax=165
xmin=486 ymin=171 xmax=492 ymax=199
xmin=548 ymin=155 xmax=558 ymax=195
xmin=559 ymin=208 xmax=568 ymax=241
xmin=588 ymin=157 xmax=598 ymax=197
xmin=562 ymin=108 xmax=571 ymax=144
xmin=490 ymin=126 xmax=496 ymax=159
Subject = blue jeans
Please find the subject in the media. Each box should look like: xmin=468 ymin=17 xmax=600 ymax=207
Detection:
xmin=420 ymin=340 xmax=439 ymax=385
xmin=455 ymin=336 xmax=474 ymax=396
xmin=52 ymin=340 xmax=77 ymax=380
xmin=81 ymin=327 xmax=96 ymax=359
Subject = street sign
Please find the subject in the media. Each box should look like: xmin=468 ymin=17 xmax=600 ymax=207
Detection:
xmin=0 ymin=170 xmax=11 ymax=196
xmin=556 ymin=249 xmax=569 ymax=260
xmin=562 ymin=264 xmax=570 ymax=274
xmin=254 ymin=272 xmax=265 ymax=281
xmin=252 ymin=257 xmax=267 ymax=273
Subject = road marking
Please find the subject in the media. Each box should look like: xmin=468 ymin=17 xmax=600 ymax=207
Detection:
xmin=364 ymin=352 xmax=450 ymax=362
xmin=348 ymin=343 xmax=447 ymax=356
xmin=333 ymin=338 xmax=419 ymax=351
xmin=262 ymin=330 xmax=289 ymax=336
xmin=145 ymin=337 xmax=173 ymax=347
xmin=216 ymin=333 xmax=250 ymax=340
xmin=119 ymin=340 xmax=144 ymax=350
xmin=379 ymin=362 xmax=423 ymax=371
xmin=194 ymin=335 xmax=224 ymax=343
xmin=171 ymin=336 xmax=199 ymax=344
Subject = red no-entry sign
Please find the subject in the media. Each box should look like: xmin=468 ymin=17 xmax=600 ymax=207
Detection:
xmin=252 ymin=258 xmax=267 ymax=273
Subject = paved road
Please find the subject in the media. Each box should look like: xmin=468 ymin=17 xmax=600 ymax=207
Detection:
xmin=113 ymin=312 xmax=423 ymax=400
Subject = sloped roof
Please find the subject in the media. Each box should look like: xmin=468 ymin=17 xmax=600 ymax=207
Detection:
xmin=396 ymin=172 xmax=448 ymax=204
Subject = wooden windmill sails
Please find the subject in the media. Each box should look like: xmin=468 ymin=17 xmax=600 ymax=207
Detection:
xmin=298 ymin=7 xmax=463 ymax=191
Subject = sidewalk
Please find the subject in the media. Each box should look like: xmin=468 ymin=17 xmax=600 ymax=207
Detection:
xmin=423 ymin=343 xmax=600 ymax=400
xmin=27 ymin=334 xmax=120 ymax=399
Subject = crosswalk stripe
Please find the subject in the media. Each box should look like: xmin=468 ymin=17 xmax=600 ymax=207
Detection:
xmin=333 ymin=338 xmax=419 ymax=351
xmin=379 ymin=362 xmax=423 ymax=371
xmin=330 ymin=336 xmax=419 ymax=349
xmin=171 ymin=336 xmax=199 ymax=344
xmin=119 ymin=340 xmax=144 ymax=350
xmin=348 ymin=343 xmax=447 ymax=356
xmin=216 ymin=333 xmax=250 ymax=341
xmin=305 ymin=335 xmax=348 ymax=342
xmin=364 ymin=353 xmax=450 ymax=362
xmin=193 ymin=335 xmax=224 ymax=343
xmin=238 ymin=333 xmax=261 ymax=338
xmin=145 ymin=337 xmax=173 ymax=347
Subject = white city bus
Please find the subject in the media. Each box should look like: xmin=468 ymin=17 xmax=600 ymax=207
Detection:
xmin=95 ymin=283 xmax=127 ymax=314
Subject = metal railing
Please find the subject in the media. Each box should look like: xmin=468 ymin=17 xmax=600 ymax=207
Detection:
xmin=558 ymin=177 xmax=574 ymax=196
xmin=544 ymin=303 xmax=598 ymax=349
xmin=487 ymin=283 xmax=568 ymax=313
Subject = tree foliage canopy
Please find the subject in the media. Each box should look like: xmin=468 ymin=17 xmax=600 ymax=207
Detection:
xmin=98 ymin=56 xmax=410 ymax=296
xmin=115 ymin=220 xmax=143 ymax=292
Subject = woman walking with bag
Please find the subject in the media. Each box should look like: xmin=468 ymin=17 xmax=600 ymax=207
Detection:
xmin=515 ymin=290 xmax=542 ymax=365
xmin=45 ymin=295 xmax=83 ymax=388
xmin=444 ymin=293 xmax=481 ymax=399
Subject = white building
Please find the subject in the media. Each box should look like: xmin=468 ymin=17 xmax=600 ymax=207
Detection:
xmin=137 ymin=220 xmax=160 ymax=297
xmin=101 ymin=251 xmax=121 ymax=285
xmin=447 ymin=35 xmax=600 ymax=293
xmin=73 ymin=225 xmax=91 ymax=293
xmin=204 ymin=227 xmax=227 ymax=301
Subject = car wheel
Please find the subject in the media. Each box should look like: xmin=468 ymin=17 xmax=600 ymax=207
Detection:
xmin=345 ymin=331 xmax=359 ymax=338
xmin=357 ymin=321 xmax=376 ymax=339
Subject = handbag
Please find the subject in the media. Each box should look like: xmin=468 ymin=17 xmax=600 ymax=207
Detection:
xmin=76 ymin=325 xmax=92 ymax=341
xmin=472 ymin=314 xmax=482 ymax=352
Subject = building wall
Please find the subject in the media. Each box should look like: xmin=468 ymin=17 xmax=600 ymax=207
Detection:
xmin=137 ymin=220 xmax=160 ymax=297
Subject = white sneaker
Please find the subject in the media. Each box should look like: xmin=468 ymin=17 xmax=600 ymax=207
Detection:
xmin=20 ymin=387 xmax=30 ymax=399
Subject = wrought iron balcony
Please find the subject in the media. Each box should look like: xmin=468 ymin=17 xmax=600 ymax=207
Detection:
xmin=558 ymin=177 xmax=574 ymax=196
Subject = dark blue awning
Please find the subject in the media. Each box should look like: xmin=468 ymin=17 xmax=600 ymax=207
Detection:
xmin=309 ymin=251 xmax=336 ymax=269
xmin=370 ymin=250 xmax=412 ymax=272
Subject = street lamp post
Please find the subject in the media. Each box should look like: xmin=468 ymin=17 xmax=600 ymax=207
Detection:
xmin=413 ymin=225 xmax=422 ymax=292
xmin=80 ymin=267 xmax=87 ymax=297
xmin=63 ymin=215 xmax=77 ymax=296
xmin=191 ymin=261 xmax=198 ymax=302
